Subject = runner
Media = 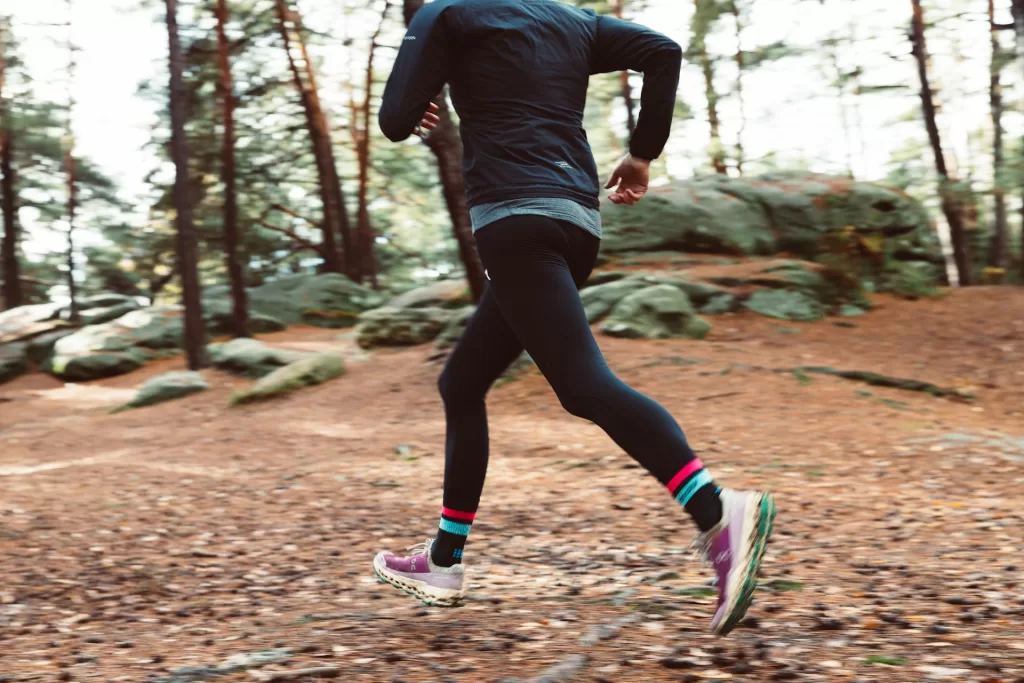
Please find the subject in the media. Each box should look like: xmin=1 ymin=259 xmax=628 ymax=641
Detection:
xmin=374 ymin=0 xmax=775 ymax=635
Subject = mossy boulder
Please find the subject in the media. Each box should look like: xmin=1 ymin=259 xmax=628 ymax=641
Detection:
xmin=78 ymin=301 xmax=141 ymax=326
xmin=46 ymin=307 xmax=183 ymax=381
xmin=355 ymin=307 xmax=456 ymax=349
xmin=25 ymin=329 xmax=78 ymax=365
xmin=383 ymin=280 xmax=472 ymax=310
xmin=599 ymin=173 xmax=943 ymax=294
xmin=115 ymin=371 xmax=210 ymax=412
xmin=76 ymin=293 xmax=139 ymax=309
xmin=600 ymin=284 xmax=711 ymax=340
xmin=0 ymin=303 xmax=67 ymax=345
xmin=749 ymin=261 xmax=869 ymax=309
xmin=601 ymin=183 xmax=776 ymax=256
xmin=872 ymin=260 xmax=942 ymax=299
xmin=207 ymin=338 xmax=312 ymax=379
xmin=202 ymin=301 xmax=287 ymax=336
xmin=584 ymin=271 xmax=631 ymax=287
xmin=743 ymin=289 xmax=826 ymax=322
xmin=49 ymin=348 xmax=154 ymax=383
xmin=241 ymin=274 xmax=386 ymax=329
xmin=231 ymin=352 xmax=344 ymax=405
xmin=580 ymin=278 xmax=651 ymax=323
xmin=0 ymin=343 xmax=28 ymax=385
xmin=699 ymin=293 xmax=738 ymax=314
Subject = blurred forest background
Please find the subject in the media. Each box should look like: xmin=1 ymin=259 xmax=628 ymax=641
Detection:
xmin=2 ymin=0 xmax=1023 ymax=331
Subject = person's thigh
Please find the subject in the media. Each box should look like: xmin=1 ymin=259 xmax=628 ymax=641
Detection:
xmin=473 ymin=215 xmax=609 ymax=391
xmin=438 ymin=282 xmax=524 ymax=402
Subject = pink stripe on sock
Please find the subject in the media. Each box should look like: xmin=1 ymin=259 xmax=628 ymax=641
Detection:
xmin=666 ymin=459 xmax=704 ymax=493
xmin=441 ymin=507 xmax=476 ymax=522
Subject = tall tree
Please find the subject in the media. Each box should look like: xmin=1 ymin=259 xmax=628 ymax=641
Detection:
xmin=909 ymin=0 xmax=972 ymax=286
xmin=0 ymin=17 xmax=21 ymax=310
xmin=274 ymin=0 xmax=351 ymax=276
xmin=689 ymin=0 xmax=728 ymax=175
xmin=730 ymin=0 xmax=746 ymax=175
xmin=402 ymin=0 xmax=487 ymax=303
xmin=1012 ymin=0 xmax=1024 ymax=275
xmin=215 ymin=0 xmax=251 ymax=336
xmin=611 ymin=0 xmax=636 ymax=136
xmin=351 ymin=0 xmax=390 ymax=289
xmin=0 ymin=124 xmax=17 ymax=311
xmin=64 ymin=1 xmax=80 ymax=322
xmin=167 ymin=0 xmax=209 ymax=368
xmin=989 ymin=0 xmax=1010 ymax=276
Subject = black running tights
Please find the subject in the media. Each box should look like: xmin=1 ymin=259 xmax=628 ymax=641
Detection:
xmin=437 ymin=214 xmax=713 ymax=524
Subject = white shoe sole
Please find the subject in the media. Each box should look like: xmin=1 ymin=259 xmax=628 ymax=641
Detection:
xmin=372 ymin=553 xmax=465 ymax=607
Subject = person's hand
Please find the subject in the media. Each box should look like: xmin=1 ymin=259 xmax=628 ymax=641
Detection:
xmin=605 ymin=154 xmax=651 ymax=205
xmin=416 ymin=101 xmax=441 ymax=137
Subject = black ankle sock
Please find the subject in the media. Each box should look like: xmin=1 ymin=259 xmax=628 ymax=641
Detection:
xmin=431 ymin=529 xmax=466 ymax=567
xmin=685 ymin=484 xmax=723 ymax=532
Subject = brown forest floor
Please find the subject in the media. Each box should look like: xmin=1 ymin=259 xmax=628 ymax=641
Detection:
xmin=0 ymin=287 xmax=1023 ymax=682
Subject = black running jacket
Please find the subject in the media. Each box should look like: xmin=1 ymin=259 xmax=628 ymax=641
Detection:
xmin=379 ymin=0 xmax=682 ymax=210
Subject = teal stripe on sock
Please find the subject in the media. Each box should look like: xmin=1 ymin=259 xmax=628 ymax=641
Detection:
xmin=675 ymin=469 xmax=713 ymax=506
xmin=439 ymin=518 xmax=472 ymax=536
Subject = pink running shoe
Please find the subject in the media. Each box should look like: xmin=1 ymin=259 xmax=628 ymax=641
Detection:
xmin=694 ymin=488 xmax=776 ymax=635
xmin=372 ymin=540 xmax=466 ymax=607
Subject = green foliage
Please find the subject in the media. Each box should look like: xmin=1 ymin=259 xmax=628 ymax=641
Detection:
xmin=865 ymin=656 xmax=907 ymax=666
xmin=0 ymin=17 xmax=122 ymax=305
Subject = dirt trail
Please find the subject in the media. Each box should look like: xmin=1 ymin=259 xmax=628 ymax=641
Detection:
xmin=0 ymin=289 xmax=1022 ymax=682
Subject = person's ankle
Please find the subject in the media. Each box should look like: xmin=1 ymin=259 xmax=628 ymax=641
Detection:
xmin=686 ymin=484 xmax=723 ymax=532
xmin=430 ymin=546 xmax=458 ymax=568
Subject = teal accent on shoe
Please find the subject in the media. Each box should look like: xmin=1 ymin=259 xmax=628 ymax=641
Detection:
xmin=717 ymin=493 xmax=776 ymax=636
xmin=675 ymin=470 xmax=714 ymax=506
xmin=439 ymin=518 xmax=472 ymax=536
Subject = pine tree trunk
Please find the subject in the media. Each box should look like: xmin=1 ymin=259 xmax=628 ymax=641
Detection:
xmin=275 ymin=0 xmax=350 ymax=276
xmin=731 ymin=0 xmax=746 ymax=176
xmin=910 ymin=0 xmax=972 ymax=286
xmin=64 ymin=152 xmax=79 ymax=321
xmin=355 ymin=2 xmax=390 ymax=290
xmin=215 ymin=0 xmax=251 ymax=337
xmin=0 ymin=125 xmax=21 ymax=310
xmin=167 ymin=0 xmax=209 ymax=368
xmin=0 ymin=22 xmax=18 ymax=311
xmin=612 ymin=0 xmax=636 ymax=137
xmin=694 ymin=0 xmax=727 ymax=175
xmin=988 ymin=0 xmax=1009 ymax=277
xmin=64 ymin=5 xmax=79 ymax=322
xmin=0 ymin=21 xmax=21 ymax=311
xmin=1013 ymin=0 xmax=1024 ymax=276
xmin=402 ymin=0 xmax=487 ymax=303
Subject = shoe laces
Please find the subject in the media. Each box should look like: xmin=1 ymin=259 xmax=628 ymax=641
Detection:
xmin=688 ymin=530 xmax=715 ymax=569
xmin=405 ymin=539 xmax=433 ymax=556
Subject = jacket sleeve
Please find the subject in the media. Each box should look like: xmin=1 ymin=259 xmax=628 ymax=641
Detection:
xmin=379 ymin=1 xmax=452 ymax=143
xmin=590 ymin=15 xmax=682 ymax=161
